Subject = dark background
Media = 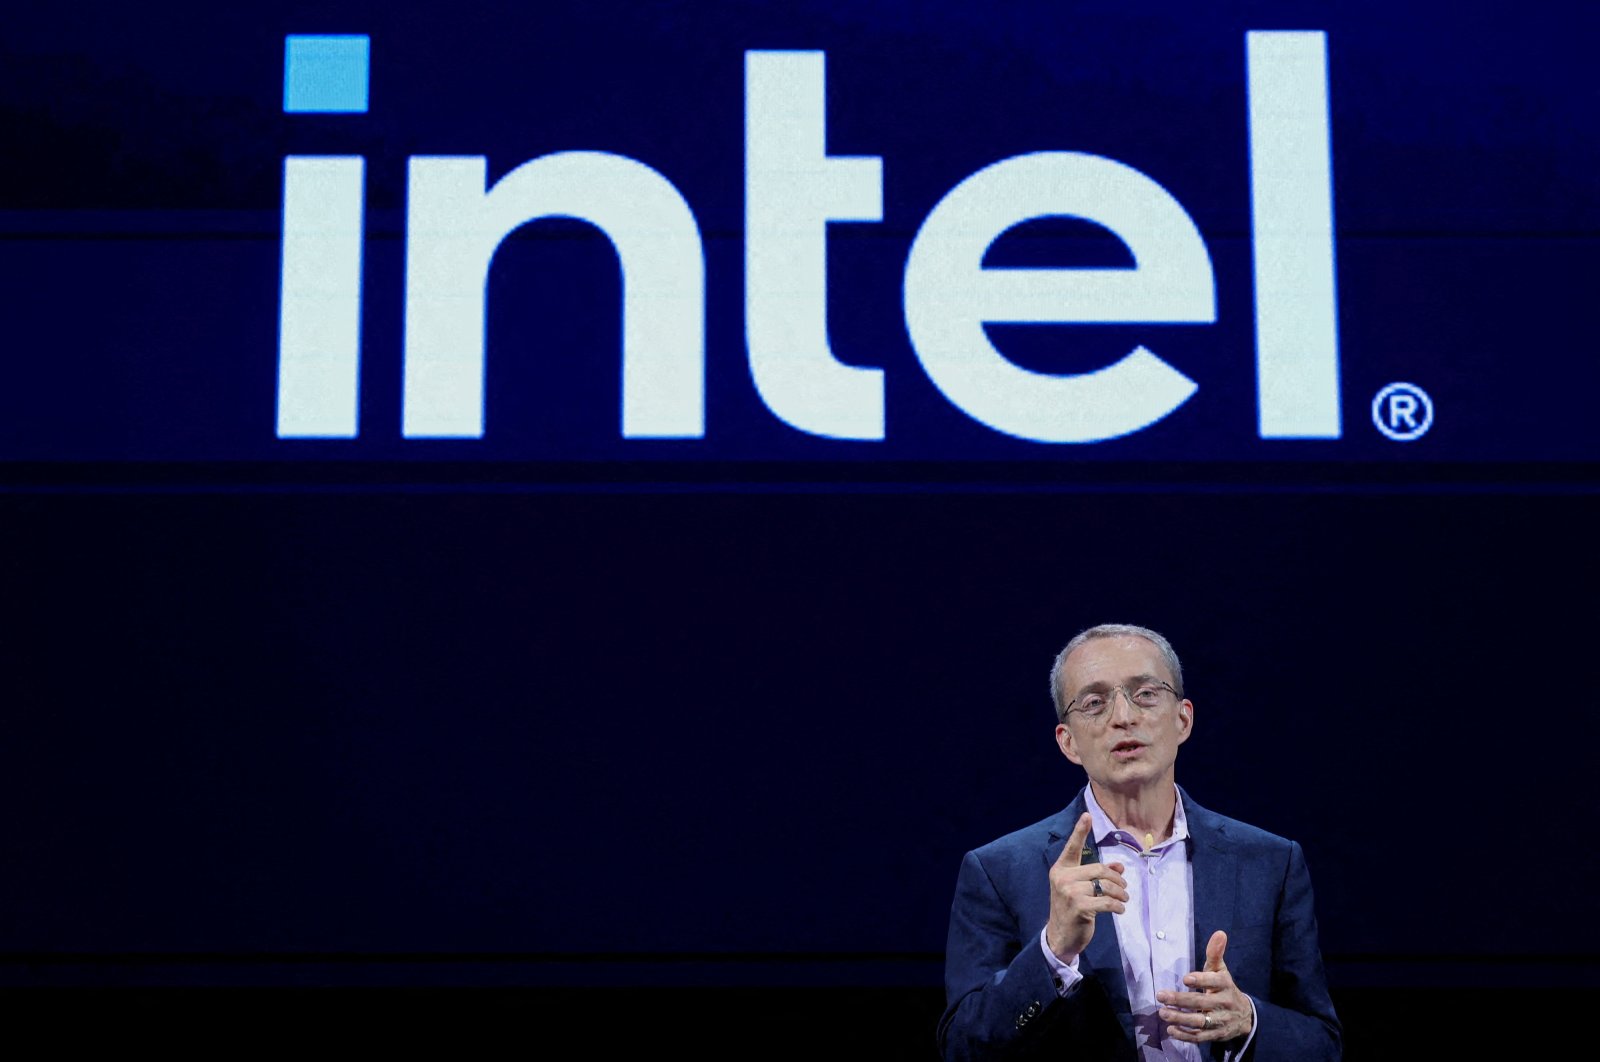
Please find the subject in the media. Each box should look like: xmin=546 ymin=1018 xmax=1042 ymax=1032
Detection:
xmin=3 ymin=2 xmax=1597 ymax=1056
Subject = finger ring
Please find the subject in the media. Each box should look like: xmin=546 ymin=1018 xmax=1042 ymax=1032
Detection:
xmin=1201 ymin=1014 xmax=1212 ymax=1031
xmin=1091 ymin=878 xmax=1103 ymax=897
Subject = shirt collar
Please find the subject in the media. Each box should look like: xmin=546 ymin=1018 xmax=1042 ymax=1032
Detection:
xmin=1083 ymin=783 xmax=1190 ymax=854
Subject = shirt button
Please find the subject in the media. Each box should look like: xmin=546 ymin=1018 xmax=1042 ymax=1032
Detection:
xmin=1156 ymin=931 xmax=1166 ymax=940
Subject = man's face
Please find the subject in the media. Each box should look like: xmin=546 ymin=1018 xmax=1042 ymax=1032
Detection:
xmin=1054 ymin=634 xmax=1193 ymax=795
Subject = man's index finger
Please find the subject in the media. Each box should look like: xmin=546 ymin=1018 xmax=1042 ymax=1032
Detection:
xmin=1056 ymin=812 xmax=1092 ymax=867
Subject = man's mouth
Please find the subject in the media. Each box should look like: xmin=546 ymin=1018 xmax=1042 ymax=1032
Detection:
xmin=1111 ymin=740 xmax=1145 ymax=759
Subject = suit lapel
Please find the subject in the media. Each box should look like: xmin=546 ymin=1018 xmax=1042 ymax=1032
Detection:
xmin=1045 ymin=792 xmax=1134 ymax=1041
xmin=1183 ymin=788 xmax=1238 ymax=972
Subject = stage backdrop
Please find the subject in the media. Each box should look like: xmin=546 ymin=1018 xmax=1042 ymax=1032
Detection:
xmin=2 ymin=0 xmax=1596 ymax=999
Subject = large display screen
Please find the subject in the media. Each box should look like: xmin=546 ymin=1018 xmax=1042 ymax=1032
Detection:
xmin=4 ymin=1 xmax=1595 ymax=473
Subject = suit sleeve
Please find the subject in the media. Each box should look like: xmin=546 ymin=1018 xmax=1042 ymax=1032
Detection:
xmin=938 ymin=849 xmax=1082 ymax=1061
xmin=1243 ymin=840 xmax=1342 ymax=1061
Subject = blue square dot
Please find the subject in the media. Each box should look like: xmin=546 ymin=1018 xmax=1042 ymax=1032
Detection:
xmin=284 ymin=35 xmax=369 ymax=114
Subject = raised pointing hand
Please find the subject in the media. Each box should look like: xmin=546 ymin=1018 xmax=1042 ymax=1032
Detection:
xmin=1044 ymin=812 xmax=1127 ymax=962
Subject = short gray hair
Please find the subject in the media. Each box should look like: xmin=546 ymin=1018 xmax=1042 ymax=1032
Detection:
xmin=1050 ymin=623 xmax=1185 ymax=723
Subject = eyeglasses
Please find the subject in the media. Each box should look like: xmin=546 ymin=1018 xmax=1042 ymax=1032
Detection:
xmin=1062 ymin=681 xmax=1179 ymax=725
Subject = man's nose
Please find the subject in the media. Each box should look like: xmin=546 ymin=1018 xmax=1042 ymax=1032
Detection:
xmin=1107 ymin=686 xmax=1138 ymax=725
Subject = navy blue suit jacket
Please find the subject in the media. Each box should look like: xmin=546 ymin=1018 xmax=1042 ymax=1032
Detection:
xmin=939 ymin=788 xmax=1340 ymax=1061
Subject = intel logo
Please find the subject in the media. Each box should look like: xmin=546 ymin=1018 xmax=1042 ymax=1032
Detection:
xmin=277 ymin=34 xmax=1340 ymax=445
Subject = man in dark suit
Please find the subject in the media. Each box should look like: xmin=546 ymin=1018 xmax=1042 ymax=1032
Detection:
xmin=939 ymin=624 xmax=1340 ymax=1060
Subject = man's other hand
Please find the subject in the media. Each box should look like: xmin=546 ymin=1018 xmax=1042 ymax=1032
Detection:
xmin=1158 ymin=929 xmax=1256 ymax=1044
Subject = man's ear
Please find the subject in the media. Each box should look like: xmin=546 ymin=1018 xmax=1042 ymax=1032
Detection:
xmin=1175 ymin=699 xmax=1194 ymax=744
xmin=1056 ymin=722 xmax=1082 ymax=765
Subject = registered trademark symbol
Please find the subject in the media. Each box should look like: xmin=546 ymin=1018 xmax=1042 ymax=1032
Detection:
xmin=1371 ymin=382 xmax=1433 ymax=442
